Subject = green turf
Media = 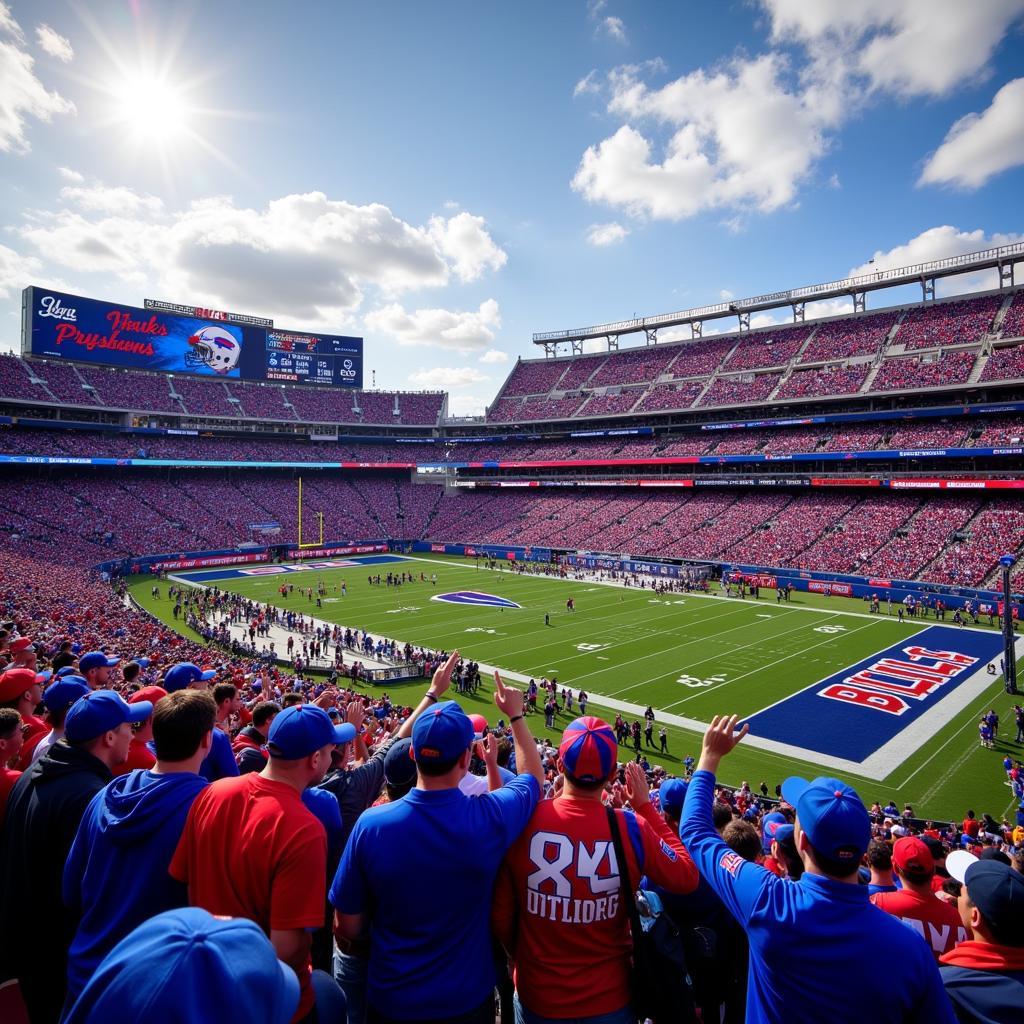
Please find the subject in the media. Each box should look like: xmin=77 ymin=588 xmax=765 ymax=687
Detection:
xmin=127 ymin=553 xmax=1023 ymax=821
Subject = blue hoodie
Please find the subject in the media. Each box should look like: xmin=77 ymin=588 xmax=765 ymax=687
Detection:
xmin=63 ymin=769 xmax=208 ymax=1002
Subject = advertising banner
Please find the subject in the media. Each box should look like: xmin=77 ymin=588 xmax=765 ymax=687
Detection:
xmin=25 ymin=287 xmax=262 ymax=379
xmin=150 ymin=552 xmax=269 ymax=571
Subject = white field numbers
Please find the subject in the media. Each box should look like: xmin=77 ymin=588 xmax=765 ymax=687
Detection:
xmin=677 ymin=672 xmax=727 ymax=688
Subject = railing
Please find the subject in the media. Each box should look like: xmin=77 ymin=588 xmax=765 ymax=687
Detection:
xmin=534 ymin=243 xmax=1024 ymax=343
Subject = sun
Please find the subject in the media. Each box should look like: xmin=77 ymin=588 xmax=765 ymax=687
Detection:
xmin=111 ymin=72 xmax=189 ymax=140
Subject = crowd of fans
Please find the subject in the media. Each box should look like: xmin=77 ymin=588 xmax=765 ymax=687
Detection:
xmin=0 ymin=559 xmax=1021 ymax=1023
xmin=0 ymin=356 xmax=444 ymax=425
xmin=872 ymin=351 xmax=978 ymax=392
xmin=981 ymin=344 xmax=1024 ymax=384
xmin=723 ymin=325 xmax=812 ymax=372
xmin=696 ymin=372 xmax=783 ymax=408
xmin=896 ymin=295 xmax=1001 ymax=351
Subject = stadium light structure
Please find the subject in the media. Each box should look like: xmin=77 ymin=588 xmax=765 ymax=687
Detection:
xmin=1000 ymin=554 xmax=1019 ymax=695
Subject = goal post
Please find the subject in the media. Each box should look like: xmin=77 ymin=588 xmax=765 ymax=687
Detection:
xmin=297 ymin=477 xmax=325 ymax=550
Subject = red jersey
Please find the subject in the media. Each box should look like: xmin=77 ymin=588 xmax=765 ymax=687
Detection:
xmin=0 ymin=766 xmax=21 ymax=830
xmin=871 ymin=888 xmax=966 ymax=960
xmin=492 ymin=797 xmax=698 ymax=1019
xmin=170 ymin=773 xmax=327 ymax=1021
xmin=962 ymin=817 xmax=980 ymax=838
xmin=111 ymin=737 xmax=157 ymax=777
xmin=14 ymin=715 xmax=48 ymax=771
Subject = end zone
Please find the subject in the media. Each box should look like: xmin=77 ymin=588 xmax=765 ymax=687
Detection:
xmin=170 ymin=553 xmax=409 ymax=585
xmin=741 ymin=626 xmax=1014 ymax=780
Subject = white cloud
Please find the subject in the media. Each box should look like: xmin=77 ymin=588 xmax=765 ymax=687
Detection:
xmin=919 ymin=78 xmax=1024 ymax=190
xmin=408 ymin=366 xmax=490 ymax=388
xmin=574 ymin=69 xmax=600 ymax=98
xmin=719 ymin=289 xmax=734 ymax=300
xmin=0 ymin=9 xmax=75 ymax=153
xmin=0 ymin=2 xmax=23 ymax=42
xmin=16 ymin=187 xmax=506 ymax=328
xmin=0 ymin=242 xmax=42 ymax=298
xmin=446 ymin=393 xmax=489 ymax=417
xmin=427 ymin=211 xmax=507 ymax=282
xmin=35 ymin=24 xmax=73 ymax=62
xmin=571 ymin=5 xmax=1024 ymax=223
xmin=587 ymin=0 xmax=608 ymax=17
xmin=442 ymin=199 xmax=460 ymax=210
xmin=479 ymin=348 xmax=509 ymax=364
xmin=573 ymin=54 xmax=826 ymax=220
xmin=586 ymin=221 xmax=629 ymax=246
xmin=602 ymin=16 xmax=627 ymax=43
xmin=60 ymin=184 xmax=164 ymax=216
xmin=762 ymin=0 xmax=1024 ymax=99
xmin=57 ymin=165 xmax=83 ymax=182
xmin=848 ymin=225 xmax=1024 ymax=296
xmin=365 ymin=299 xmax=501 ymax=353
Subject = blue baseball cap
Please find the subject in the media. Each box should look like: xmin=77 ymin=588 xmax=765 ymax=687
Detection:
xmin=775 ymin=823 xmax=795 ymax=845
xmin=164 ymin=662 xmax=217 ymax=692
xmin=761 ymin=811 xmax=789 ymax=853
xmin=383 ymin=737 xmax=417 ymax=788
xmin=62 ymin=907 xmax=300 ymax=1024
xmin=658 ymin=778 xmax=689 ymax=817
xmin=56 ymin=666 xmax=79 ymax=678
xmin=781 ymin=776 xmax=870 ymax=866
xmin=42 ymin=677 xmax=90 ymax=714
xmin=78 ymin=651 xmax=120 ymax=674
xmin=412 ymin=701 xmax=474 ymax=764
xmin=134 ymin=658 xmax=151 ymax=669
xmin=266 ymin=704 xmax=356 ymax=759
xmin=64 ymin=690 xmax=153 ymax=744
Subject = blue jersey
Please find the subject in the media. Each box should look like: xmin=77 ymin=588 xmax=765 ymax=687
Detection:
xmin=331 ymin=774 xmax=540 ymax=1020
xmin=680 ymin=770 xmax=955 ymax=1024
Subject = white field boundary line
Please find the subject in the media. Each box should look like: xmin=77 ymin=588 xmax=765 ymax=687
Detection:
xmin=399 ymin=554 xmax=1003 ymax=637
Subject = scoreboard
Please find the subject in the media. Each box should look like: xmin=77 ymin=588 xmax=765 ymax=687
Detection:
xmin=264 ymin=330 xmax=363 ymax=388
xmin=22 ymin=286 xmax=363 ymax=389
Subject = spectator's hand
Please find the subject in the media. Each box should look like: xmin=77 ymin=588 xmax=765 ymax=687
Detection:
xmin=345 ymin=701 xmax=366 ymax=734
xmin=428 ymin=650 xmax=459 ymax=699
xmin=479 ymin=731 xmax=498 ymax=768
xmin=624 ymin=761 xmax=650 ymax=808
xmin=698 ymin=714 xmax=749 ymax=773
xmin=313 ymin=688 xmax=337 ymax=709
xmin=493 ymin=671 xmax=524 ymax=719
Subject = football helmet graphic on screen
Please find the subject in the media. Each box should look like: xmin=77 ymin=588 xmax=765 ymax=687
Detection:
xmin=185 ymin=326 xmax=242 ymax=374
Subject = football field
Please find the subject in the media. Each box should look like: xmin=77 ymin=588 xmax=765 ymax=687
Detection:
xmin=130 ymin=552 xmax=1023 ymax=821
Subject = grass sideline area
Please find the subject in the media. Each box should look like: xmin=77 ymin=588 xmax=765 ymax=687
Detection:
xmin=127 ymin=553 xmax=1023 ymax=821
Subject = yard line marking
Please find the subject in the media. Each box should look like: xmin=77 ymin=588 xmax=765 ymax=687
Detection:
xmin=660 ymin=616 xmax=876 ymax=709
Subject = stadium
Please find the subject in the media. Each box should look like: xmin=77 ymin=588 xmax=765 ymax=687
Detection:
xmin=2 ymin=5 xmax=1024 ymax=1024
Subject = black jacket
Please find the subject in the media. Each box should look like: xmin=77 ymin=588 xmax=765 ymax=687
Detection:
xmin=0 ymin=740 xmax=112 ymax=1019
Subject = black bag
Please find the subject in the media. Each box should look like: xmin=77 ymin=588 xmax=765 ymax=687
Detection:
xmin=606 ymin=806 xmax=698 ymax=1024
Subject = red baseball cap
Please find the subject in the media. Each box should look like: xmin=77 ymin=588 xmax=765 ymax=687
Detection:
xmin=130 ymin=686 xmax=168 ymax=705
xmin=0 ymin=667 xmax=41 ymax=702
xmin=9 ymin=637 xmax=34 ymax=654
xmin=892 ymin=836 xmax=934 ymax=875
xmin=468 ymin=714 xmax=489 ymax=740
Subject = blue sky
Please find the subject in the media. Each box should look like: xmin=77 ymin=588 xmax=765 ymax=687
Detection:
xmin=1 ymin=0 xmax=1023 ymax=413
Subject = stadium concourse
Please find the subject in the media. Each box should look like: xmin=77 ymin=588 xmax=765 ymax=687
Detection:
xmin=3 ymin=271 xmax=1024 ymax=1024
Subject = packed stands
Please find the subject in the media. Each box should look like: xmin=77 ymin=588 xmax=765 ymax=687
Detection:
xmin=859 ymin=498 xmax=980 ymax=581
xmin=588 ymin=345 xmax=676 ymax=387
xmin=870 ymin=350 xmax=977 ymax=392
xmin=697 ymin=372 xmax=782 ymax=407
xmin=633 ymin=380 xmax=705 ymax=412
xmin=665 ymin=336 xmax=736 ymax=378
xmin=576 ymin=390 xmax=642 ymax=417
xmin=723 ymin=325 xmax=811 ymax=371
xmin=998 ymin=288 xmax=1024 ymax=338
xmin=895 ymin=294 xmax=1001 ymax=350
xmin=798 ymin=310 xmax=900 ymax=363
xmin=927 ymin=500 xmax=1024 ymax=587
xmin=774 ymin=364 xmax=869 ymax=401
xmin=979 ymin=343 xmax=1024 ymax=383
